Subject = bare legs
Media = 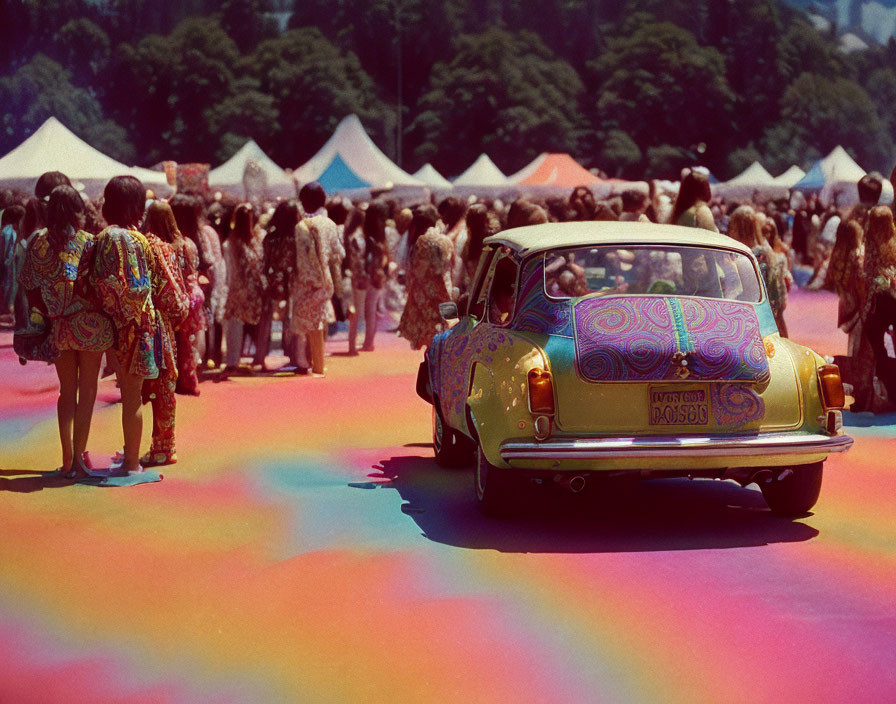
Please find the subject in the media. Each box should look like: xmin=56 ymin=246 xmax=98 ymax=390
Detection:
xmin=53 ymin=352 xmax=78 ymax=471
xmin=308 ymin=327 xmax=325 ymax=375
xmin=348 ymin=288 xmax=365 ymax=355
xmin=74 ymin=352 xmax=103 ymax=463
xmin=117 ymin=370 xmax=144 ymax=473
xmin=362 ymin=286 xmax=383 ymax=351
xmin=53 ymin=350 xmax=103 ymax=475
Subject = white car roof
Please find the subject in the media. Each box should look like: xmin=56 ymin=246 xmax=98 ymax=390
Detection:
xmin=484 ymin=221 xmax=752 ymax=257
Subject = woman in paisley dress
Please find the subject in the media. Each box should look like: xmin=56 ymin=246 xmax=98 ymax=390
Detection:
xmin=221 ymin=203 xmax=265 ymax=373
xmin=727 ymin=205 xmax=789 ymax=335
xmin=826 ymin=218 xmax=865 ymax=356
xmin=141 ymin=201 xmax=190 ymax=465
xmin=19 ymin=185 xmax=114 ymax=478
xmin=92 ymin=175 xmax=165 ymax=475
xmin=254 ymin=199 xmax=299 ymax=369
xmin=855 ymin=206 xmax=896 ymax=411
xmin=398 ymin=205 xmax=454 ymax=350
xmin=361 ymin=200 xmax=390 ymax=352
xmin=343 ymin=207 xmax=367 ymax=356
xmin=168 ymin=195 xmax=207 ymax=392
xmin=290 ymin=183 xmax=336 ymax=376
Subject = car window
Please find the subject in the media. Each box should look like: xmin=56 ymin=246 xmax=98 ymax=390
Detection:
xmin=544 ymin=245 xmax=762 ymax=303
xmin=468 ymin=247 xmax=497 ymax=319
xmin=486 ymin=255 xmax=519 ymax=325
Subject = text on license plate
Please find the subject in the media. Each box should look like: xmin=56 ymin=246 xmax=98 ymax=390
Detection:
xmin=649 ymin=389 xmax=708 ymax=425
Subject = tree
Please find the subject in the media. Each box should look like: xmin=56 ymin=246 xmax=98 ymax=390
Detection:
xmin=410 ymin=28 xmax=585 ymax=175
xmin=587 ymin=22 xmax=734 ymax=174
xmin=0 ymin=54 xmax=134 ymax=163
xmin=246 ymin=27 xmax=391 ymax=166
xmin=105 ymin=17 xmax=269 ymax=164
xmin=779 ymin=72 xmax=892 ymax=171
xmin=596 ymin=130 xmax=642 ymax=178
xmin=53 ymin=18 xmax=111 ymax=80
xmin=220 ymin=0 xmax=277 ymax=53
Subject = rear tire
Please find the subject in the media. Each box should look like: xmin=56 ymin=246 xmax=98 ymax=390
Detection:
xmin=760 ymin=462 xmax=824 ymax=516
xmin=432 ymin=405 xmax=474 ymax=467
xmin=475 ymin=445 xmax=515 ymax=516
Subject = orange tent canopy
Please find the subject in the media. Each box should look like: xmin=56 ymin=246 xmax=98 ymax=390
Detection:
xmin=510 ymin=153 xmax=600 ymax=188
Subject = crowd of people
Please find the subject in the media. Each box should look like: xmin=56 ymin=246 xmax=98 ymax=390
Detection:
xmin=1 ymin=164 xmax=895 ymax=476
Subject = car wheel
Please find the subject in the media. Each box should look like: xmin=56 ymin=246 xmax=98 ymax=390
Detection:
xmin=760 ymin=462 xmax=824 ymax=516
xmin=432 ymin=405 xmax=474 ymax=467
xmin=475 ymin=444 xmax=515 ymax=516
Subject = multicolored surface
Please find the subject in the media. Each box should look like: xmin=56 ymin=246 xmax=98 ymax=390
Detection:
xmin=1 ymin=289 xmax=895 ymax=703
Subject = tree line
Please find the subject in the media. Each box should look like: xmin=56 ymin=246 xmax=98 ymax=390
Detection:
xmin=2 ymin=0 xmax=895 ymax=181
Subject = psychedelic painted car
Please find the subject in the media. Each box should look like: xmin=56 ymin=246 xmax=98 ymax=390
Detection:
xmin=416 ymin=222 xmax=853 ymax=516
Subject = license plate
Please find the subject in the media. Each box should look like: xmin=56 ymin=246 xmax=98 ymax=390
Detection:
xmin=649 ymin=388 xmax=709 ymax=425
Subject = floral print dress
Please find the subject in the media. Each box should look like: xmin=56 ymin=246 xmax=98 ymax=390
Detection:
xmin=398 ymin=228 xmax=454 ymax=350
xmin=92 ymin=226 xmax=162 ymax=379
xmin=222 ymin=230 xmax=265 ymax=326
xmin=19 ymin=228 xmax=114 ymax=355
xmin=290 ymin=215 xmax=335 ymax=333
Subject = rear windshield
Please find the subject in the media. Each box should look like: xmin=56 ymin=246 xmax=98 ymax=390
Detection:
xmin=544 ymin=245 xmax=762 ymax=303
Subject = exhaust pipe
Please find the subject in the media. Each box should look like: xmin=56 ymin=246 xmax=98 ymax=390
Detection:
xmin=553 ymin=473 xmax=588 ymax=493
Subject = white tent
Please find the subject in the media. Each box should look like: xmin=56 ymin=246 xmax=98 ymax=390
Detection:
xmin=208 ymin=139 xmax=296 ymax=198
xmin=452 ymin=154 xmax=507 ymax=187
xmin=793 ymin=146 xmax=867 ymax=206
xmin=715 ymin=161 xmax=787 ymax=201
xmin=0 ymin=117 xmax=170 ymax=198
xmin=413 ymin=163 xmax=452 ymax=189
xmin=293 ymin=114 xmax=424 ymax=194
xmin=773 ymin=165 xmax=806 ymax=187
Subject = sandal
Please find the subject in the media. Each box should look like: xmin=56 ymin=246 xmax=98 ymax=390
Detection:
xmin=140 ymin=450 xmax=176 ymax=467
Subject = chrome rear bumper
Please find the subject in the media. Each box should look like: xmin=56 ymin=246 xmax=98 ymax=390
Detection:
xmin=500 ymin=432 xmax=853 ymax=462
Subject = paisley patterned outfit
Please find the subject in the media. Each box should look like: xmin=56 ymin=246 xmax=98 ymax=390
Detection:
xmin=290 ymin=214 xmax=336 ymax=333
xmin=91 ymin=226 xmax=161 ymax=379
xmin=197 ymin=224 xmax=227 ymax=325
xmin=141 ymin=234 xmax=189 ymax=464
xmin=175 ymin=236 xmax=206 ymax=395
xmin=398 ymin=228 xmax=454 ymax=349
xmin=18 ymin=228 xmax=114 ymax=356
xmin=222 ymin=230 xmax=265 ymax=325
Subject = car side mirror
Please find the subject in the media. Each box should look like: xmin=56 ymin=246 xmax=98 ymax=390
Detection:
xmin=438 ymin=301 xmax=459 ymax=320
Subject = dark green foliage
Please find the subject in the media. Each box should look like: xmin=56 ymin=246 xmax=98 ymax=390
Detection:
xmin=409 ymin=29 xmax=585 ymax=175
xmin=1 ymin=0 xmax=894 ymax=177
xmin=0 ymin=54 xmax=135 ymax=163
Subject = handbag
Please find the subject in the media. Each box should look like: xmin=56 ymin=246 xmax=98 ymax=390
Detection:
xmin=13 ymin=308 xmax=57 ymax=363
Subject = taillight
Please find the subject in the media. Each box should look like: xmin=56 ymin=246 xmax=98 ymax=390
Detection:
xmin=818 ymin=364 xmax=846 ymax=410
xmin=528 ymin=368 xmax=555 ymax=414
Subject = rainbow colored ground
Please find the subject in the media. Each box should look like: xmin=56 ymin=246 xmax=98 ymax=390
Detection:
xmin=1 ymin=290 xmax=894 ymax=703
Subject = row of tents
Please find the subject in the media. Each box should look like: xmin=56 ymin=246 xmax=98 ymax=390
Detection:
xmin=0 ymin=115 xmax=888 ymax=206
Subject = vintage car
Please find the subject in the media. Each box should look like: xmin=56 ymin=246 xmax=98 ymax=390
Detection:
xmin=416 ymin=221 xmax=853 ymax=516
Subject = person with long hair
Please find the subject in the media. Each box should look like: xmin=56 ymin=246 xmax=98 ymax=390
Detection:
xmin=290 ymin=183 xmax=336 ymax=375
xmin=255 ymin=199 xmax=299 ymax=369
xmin=1 ymin=204 xmax=25 ymax=319
xmin=728 ymin=205 xmax=788 ymax=335
xmin=827 ymin=218 xmax=865 ymax=356
xmin=398 ymin=205 xmax=454 ymax=350
xmin=18 ymin=185 xmax=114 ymax=477
xmin=221 ymin=202 xmax=265 ymax=373
xmin=671 ymin=171 xmax=717 ymax=231
xmin=760 ymin=215 xmax=793 ymax=337
xmin=343 ymin=206 xmax=367 ymax=355
xmin=140 ymin=201 xmax=190 ymax=465
xmin=361 ymin=200 xmax=389 ymax=351
xmin=92 ymin=175 xmax=165 ymax=475
xmin=163 ymin=197 xmax=206 ymax=394
xmin=856 ymin=206 xmax=896 ymax=410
